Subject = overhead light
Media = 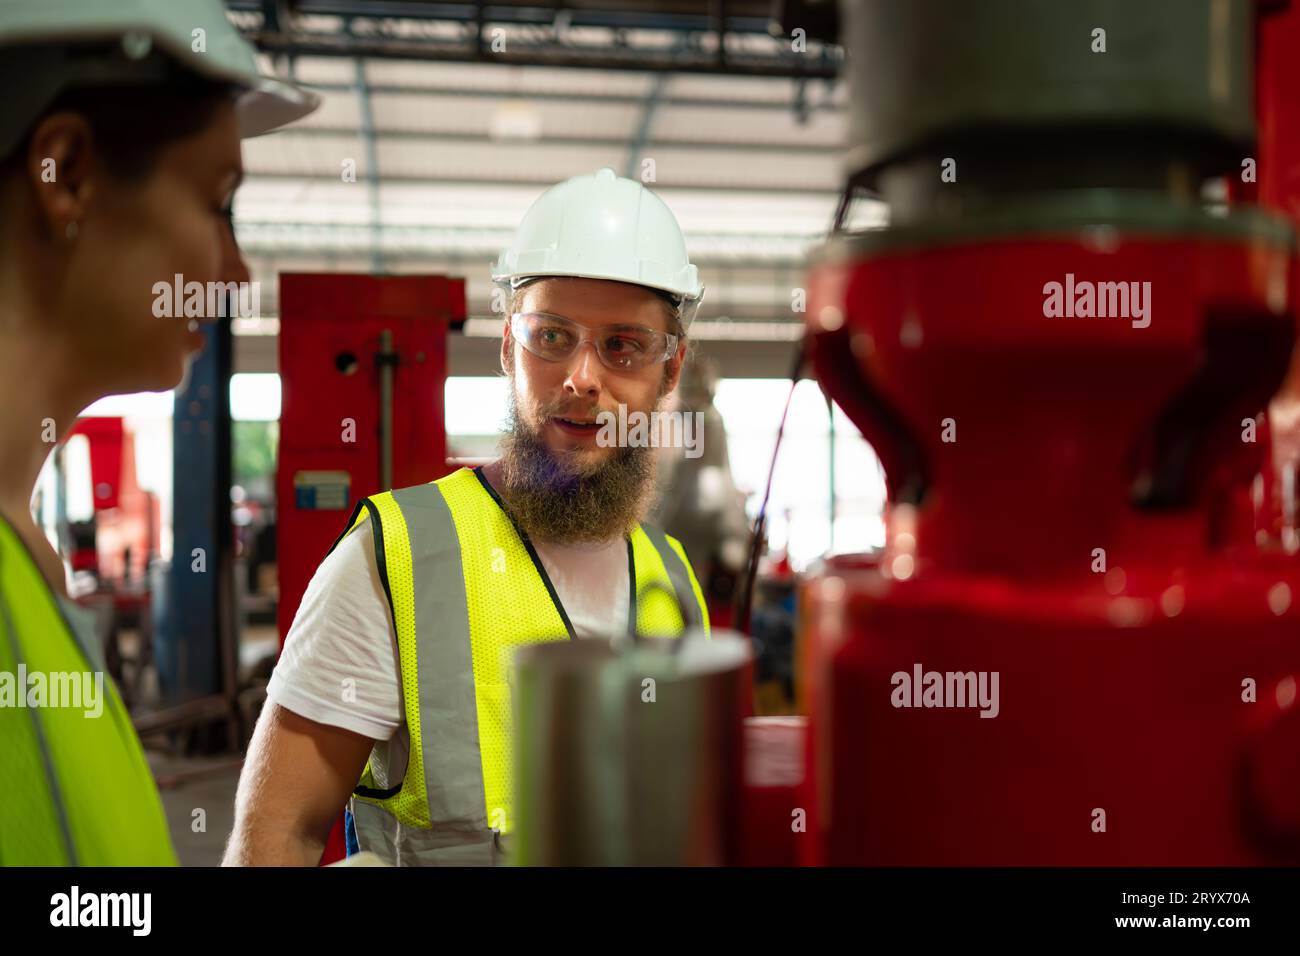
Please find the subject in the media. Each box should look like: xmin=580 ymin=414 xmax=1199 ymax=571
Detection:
xmin=490 ymin=100 xmax=543 ymax=141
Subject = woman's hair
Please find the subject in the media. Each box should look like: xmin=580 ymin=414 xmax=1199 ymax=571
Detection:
xmin=0 ymin=62 xmax=237 ymax=183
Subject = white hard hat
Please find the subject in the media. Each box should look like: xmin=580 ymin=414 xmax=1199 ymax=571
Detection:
xmin=492 ymin=167 xmax=705 ymax=330
xmin=0 ymin=0 xmax=319 ymax=159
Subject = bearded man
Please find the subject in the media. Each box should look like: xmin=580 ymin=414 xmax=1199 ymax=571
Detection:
xmin=224 ymin=169 xmax=709 ymax=866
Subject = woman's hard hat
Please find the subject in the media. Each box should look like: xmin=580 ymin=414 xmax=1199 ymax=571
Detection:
xmin=0 ymin=0 xmax=319 ymax=159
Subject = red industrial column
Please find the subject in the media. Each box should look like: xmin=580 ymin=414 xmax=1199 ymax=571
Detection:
xmin=276 ymin=273 xmax=462 ymax=645
xmin=275 ymin=273 xmax=463 ymax=865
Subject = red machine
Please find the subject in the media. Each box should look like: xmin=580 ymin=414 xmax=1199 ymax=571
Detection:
xmin=795 ymin=0 xmax=1300 ymax=865
xmin=64 ymin=416 xmax=160 ymax=584
xmin=276 ymin=273 xmax=462 ymax=642
xmin=276 ymin=273 xmax=462 ymax=865
xmin=59 ymin=416 xmax=161 ymax=705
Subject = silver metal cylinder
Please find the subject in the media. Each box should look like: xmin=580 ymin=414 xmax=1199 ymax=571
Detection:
xmin=512 ymin=631 xmax=752 ymax=866
xmin=841 ymin=0 xmax=1255 ymax=189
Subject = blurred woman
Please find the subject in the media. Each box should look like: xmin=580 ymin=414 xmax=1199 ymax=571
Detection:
xmin=0 ymin=0 xmax=316 ymax=865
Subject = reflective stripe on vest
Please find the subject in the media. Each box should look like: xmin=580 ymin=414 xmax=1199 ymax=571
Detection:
xmin=0 ymin=516 xmax=177 ymax=866
xmin=336 ymin=467 xmax=709 ymax=864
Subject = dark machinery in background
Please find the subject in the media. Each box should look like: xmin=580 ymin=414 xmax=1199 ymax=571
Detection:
xmin=651 ymin=357 xmax=801 ymax=713
xmin=651 ymin=356 xmax=749 ymax=630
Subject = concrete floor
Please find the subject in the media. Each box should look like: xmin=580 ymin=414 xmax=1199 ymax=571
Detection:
xmin=136 ymin=625 xmax=280 ymax=866
xmin=150 ymin=752 xmax=243 ymax=866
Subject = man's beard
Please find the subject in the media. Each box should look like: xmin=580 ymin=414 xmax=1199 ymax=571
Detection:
xmin=498 ymin=379 xmax=661 ymax=544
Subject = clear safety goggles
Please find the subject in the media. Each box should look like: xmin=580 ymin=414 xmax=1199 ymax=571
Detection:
xmin=509 ymin=312 xmax=679 ymax=371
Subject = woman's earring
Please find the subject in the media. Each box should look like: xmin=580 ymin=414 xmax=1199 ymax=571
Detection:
xmin=64 ymin=221 xmax=79 ymax=241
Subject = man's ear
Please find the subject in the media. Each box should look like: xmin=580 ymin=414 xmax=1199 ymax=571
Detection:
xmin=25 ymin=112 xmax=97 ymax=241
xmin=500 ymin=317 xmax=513 ymax=375
xmin=662 ymin=339 xmax=687 ymax=395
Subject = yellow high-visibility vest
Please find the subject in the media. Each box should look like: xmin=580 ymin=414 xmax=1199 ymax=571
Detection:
xmin=0 ymin=515 xmax=176 ymax=866
xmin=336 ymin=466 xmax=708 ymax=865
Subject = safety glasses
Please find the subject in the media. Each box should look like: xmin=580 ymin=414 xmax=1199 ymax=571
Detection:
xmin=509 ymin=312 xmax=679 ymax=371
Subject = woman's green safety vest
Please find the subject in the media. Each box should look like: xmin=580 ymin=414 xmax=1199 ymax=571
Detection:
xmin=340 ymin=466 xmax=709 ymax=865
xmin=0 ymin=515 xmax=176 ymax=866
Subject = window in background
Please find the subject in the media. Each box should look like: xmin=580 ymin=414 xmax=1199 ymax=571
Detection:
xmin=228 ymin=375 xmax=282 ymax=616
xmin=229 ymin=374 xmax=283 ymax=504
xmin=713 ymin=378 xmax=886 ymax=571
xmin=60 ymin=433 xmax=95 ymax=524
xmin=445 ymin=376 xmax=509 ymax=461
xmin=230 ymin=373 xmax=281 ymax=422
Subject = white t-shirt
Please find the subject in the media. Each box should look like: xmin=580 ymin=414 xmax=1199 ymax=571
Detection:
xmin=266 ymin=518 xmax=630 ymax=784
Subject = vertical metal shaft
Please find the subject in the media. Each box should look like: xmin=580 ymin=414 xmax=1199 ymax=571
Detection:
xmin=379 ymin=329 xmax=394 ymax=491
